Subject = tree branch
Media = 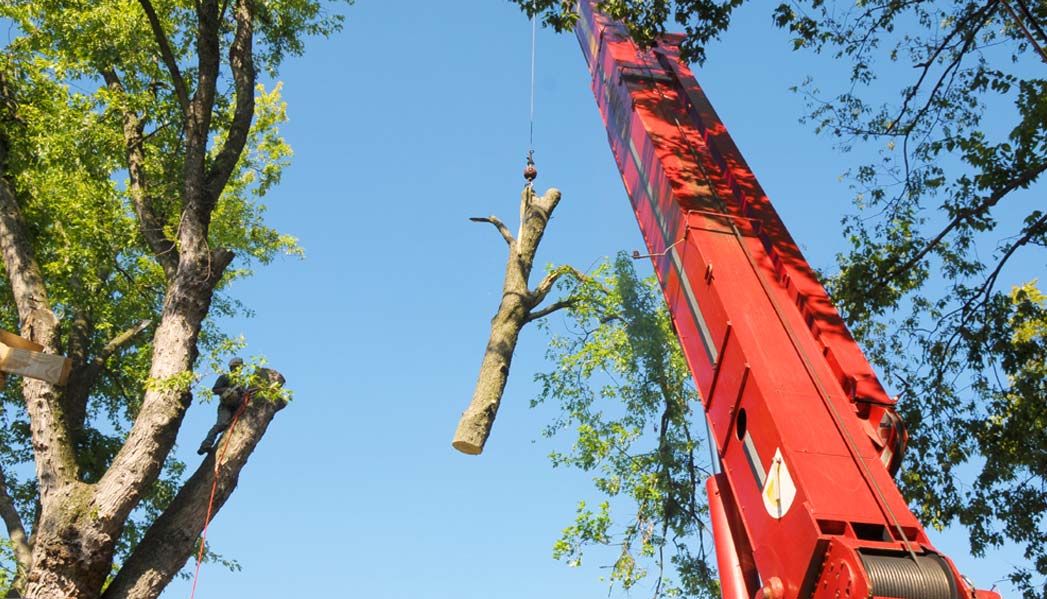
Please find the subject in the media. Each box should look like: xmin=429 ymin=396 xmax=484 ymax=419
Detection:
xmin=136 ymin=0 xmax=190 ymax=113
xmin=64 ymin=320 xmax=155 ymax=435
xmin=0 ymin=466 xmax=32 ymax=580
xmin=524 ymin=299 xmax=577 ymax=324
xmin=453 ymin=186 xmax=563 ymax=455
xmin=886 ymin=159 xmax=1047 ymax=282
xmin=101 ymin=372 xmax=287 ymax=599
xmin=470 ymin=216 xmax=516 ymax=247
xmin=0 ymin=162 xmax=77 ymax=493
xmin=204 ymin=0 xmax=256 ymax=206
xmin=101 ymin=69 xmax=180 ymax=279
xmin=528 ymin=265 xmax=587 ymax=309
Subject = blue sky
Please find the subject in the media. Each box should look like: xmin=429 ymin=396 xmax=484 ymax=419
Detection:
xmin=160 ymin=1 xmax=1021 ymax=597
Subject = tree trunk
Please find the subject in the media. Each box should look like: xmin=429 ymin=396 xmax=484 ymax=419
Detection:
xmin=453 ymin=186 xmax=576 ymax=455
xmin=103 ymin=371 xmax=288 ymax=599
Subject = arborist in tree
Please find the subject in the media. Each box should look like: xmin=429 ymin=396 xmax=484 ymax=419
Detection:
xmin=198 ymin=357 xmax=246 ymax=455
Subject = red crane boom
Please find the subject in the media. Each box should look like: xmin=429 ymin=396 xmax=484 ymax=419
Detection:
xmin=574 ymin=4 xmax=1000 ymax=598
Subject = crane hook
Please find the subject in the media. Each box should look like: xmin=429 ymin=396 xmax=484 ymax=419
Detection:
xmin=524 ymin=150 xmax=538 ymax=184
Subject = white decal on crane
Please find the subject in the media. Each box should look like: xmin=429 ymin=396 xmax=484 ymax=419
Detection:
xmin=762 ymin=448 xmax=796 ymax=519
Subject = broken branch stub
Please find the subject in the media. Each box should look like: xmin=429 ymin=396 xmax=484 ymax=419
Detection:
xmin=453 ymin=185 xmax=582 ymax=455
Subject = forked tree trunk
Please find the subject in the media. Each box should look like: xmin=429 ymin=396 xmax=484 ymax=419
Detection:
xmin=453 ymin=185 xmax=579 ymax=455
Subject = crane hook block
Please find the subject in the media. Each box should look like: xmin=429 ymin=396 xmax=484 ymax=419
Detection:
xmin=524 ymin=150 xmax=537 ymax=183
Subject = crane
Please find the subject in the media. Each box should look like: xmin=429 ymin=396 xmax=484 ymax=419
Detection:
xmin=573 ymin=3 xmax=1001 ymax=598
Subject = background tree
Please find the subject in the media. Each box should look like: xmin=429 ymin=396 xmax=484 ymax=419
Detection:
xmin=511 ymin=0 xmax=1047 ymax=594
xmin=0 ymin=0 xmax=342 ymax=597
xmin=534 ymin=254 xmax=718 ymax=598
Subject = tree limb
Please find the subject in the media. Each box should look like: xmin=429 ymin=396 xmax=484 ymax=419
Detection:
xmin=528 ymin=265 xmax=586 ymax=309
xmin=886 ymin=159 xmax=1047 ymax=282
xmin=470 ymin=216 xmax=516 ymax=247
xmin=101 ymin=372 xmax=287 ymax=599
xmin=0 ymin=165 xmax=77 ymax=493
xmin=0 ymin=466 xmax=32 ymax=581
xmin=136 ymin=0 xmax=190 ymax=113
xmin=204 ymin=0 xmax=256 ymax=206
xmin=63 ymin=320 xmax=155 ymax=436
xmin=101 ymin=69 xmax=179 ymax=279
xmin=524 ymin=299 xmax=577 ymax=324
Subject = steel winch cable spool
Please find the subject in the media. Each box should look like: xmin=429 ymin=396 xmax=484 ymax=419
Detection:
xmin=859 ymin=552 xmax=959 ymax=599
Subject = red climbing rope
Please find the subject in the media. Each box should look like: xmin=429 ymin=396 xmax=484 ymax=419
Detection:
xmin=188 ymin=389 xmax=253 ymax=599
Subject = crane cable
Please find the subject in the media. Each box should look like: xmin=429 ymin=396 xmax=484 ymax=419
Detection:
xmin=529 ymin=2 xmax=537 ymax=151
xmin=188 ymin=389 xmax=253 ymax=599
xmin=524 ymin=2 xmax=539 ymax=187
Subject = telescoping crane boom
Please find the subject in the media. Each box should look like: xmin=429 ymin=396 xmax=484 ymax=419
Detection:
xmin=573 ymin=4 xmax=1000 ymax=599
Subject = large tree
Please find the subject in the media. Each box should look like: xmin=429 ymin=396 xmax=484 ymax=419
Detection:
xmin=0 ymin=0 xmax=341 ymax=597
xmin=512 ymin=0 xmax=1047 ymax=594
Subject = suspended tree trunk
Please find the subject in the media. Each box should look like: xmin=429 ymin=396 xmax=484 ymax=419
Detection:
xmin=453 ymin=185 xmax=581 ymax=455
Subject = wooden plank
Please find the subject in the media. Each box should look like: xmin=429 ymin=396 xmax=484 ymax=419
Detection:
xmin=0 ymin=329 xmax=44 ymax=352
xmin=0 ymin=342 xmax=71 ymax=385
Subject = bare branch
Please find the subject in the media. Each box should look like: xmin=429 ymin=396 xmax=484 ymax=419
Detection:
xmin=453 ymin=186 xmax=565 ymax=455
xmin=528 ymin=265 xmax=587 ymax=309
xmin=524 ymin=299 xmax=577 ymax=324
xmin=0 ymin=466 xmax=31 ymax=579
xmin=885 ymin=159 xmax=1047 ymax=282
xmin=136 ymin=0 xmax=190 ymax=113
xmin=470 ymin=216 xmax=516 ymax=247
xmin=99 ymin=320 xmax=154 ymax=360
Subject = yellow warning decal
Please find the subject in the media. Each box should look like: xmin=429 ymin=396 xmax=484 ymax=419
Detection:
xmin=762 ymin=448 xmax=796 ymax=519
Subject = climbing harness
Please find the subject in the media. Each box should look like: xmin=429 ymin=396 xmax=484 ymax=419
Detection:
xmin=188 ymin=389 xmax=253 ymax=599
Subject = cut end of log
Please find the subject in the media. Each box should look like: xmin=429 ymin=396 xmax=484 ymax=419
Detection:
xmin=451 ymin=439 xmax=484 ymax=455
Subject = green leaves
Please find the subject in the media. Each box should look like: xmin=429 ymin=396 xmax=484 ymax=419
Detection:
xmin=535 ymin=254 xmax=717 ymax=598
xmin=508 ymin=0 xmax=742 ymax=64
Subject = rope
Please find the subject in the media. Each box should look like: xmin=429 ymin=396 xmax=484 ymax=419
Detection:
xmin=528 ymin=1 xmax=537 ymax=151
xmin=188 ymin=389 xmax=253 ymax=599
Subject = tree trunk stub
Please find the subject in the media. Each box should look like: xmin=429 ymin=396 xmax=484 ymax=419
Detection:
xmin=453 ymin=186 xmax=575 ymax=455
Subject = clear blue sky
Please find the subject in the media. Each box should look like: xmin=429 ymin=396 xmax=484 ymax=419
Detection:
xmin=161 ymin=1 xmax=1020 ymax=597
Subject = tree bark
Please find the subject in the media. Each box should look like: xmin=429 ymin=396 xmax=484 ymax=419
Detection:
xmin=453 ymin=186 xmax=578 ymax=455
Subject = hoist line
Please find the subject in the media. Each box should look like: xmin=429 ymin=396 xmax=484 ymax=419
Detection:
xmin=528 ymin=1 xmax=537 ymax=151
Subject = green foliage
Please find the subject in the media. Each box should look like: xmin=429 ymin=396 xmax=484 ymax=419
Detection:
xmin=534 ymin=254 xmax=718 ymax=598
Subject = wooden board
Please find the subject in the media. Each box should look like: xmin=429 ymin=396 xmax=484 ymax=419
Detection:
xmin=0 ymin=329 xmax=44 ymax=352
xmin=0 ymin=341 xmax=71 ymax=385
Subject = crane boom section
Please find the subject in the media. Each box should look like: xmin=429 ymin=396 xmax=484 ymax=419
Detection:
xmin=574 ymin=4 xmax=998 ymax=598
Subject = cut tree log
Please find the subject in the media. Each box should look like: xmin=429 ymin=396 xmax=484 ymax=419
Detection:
xmin=453 ymin=185 xmax=582 ymax=455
